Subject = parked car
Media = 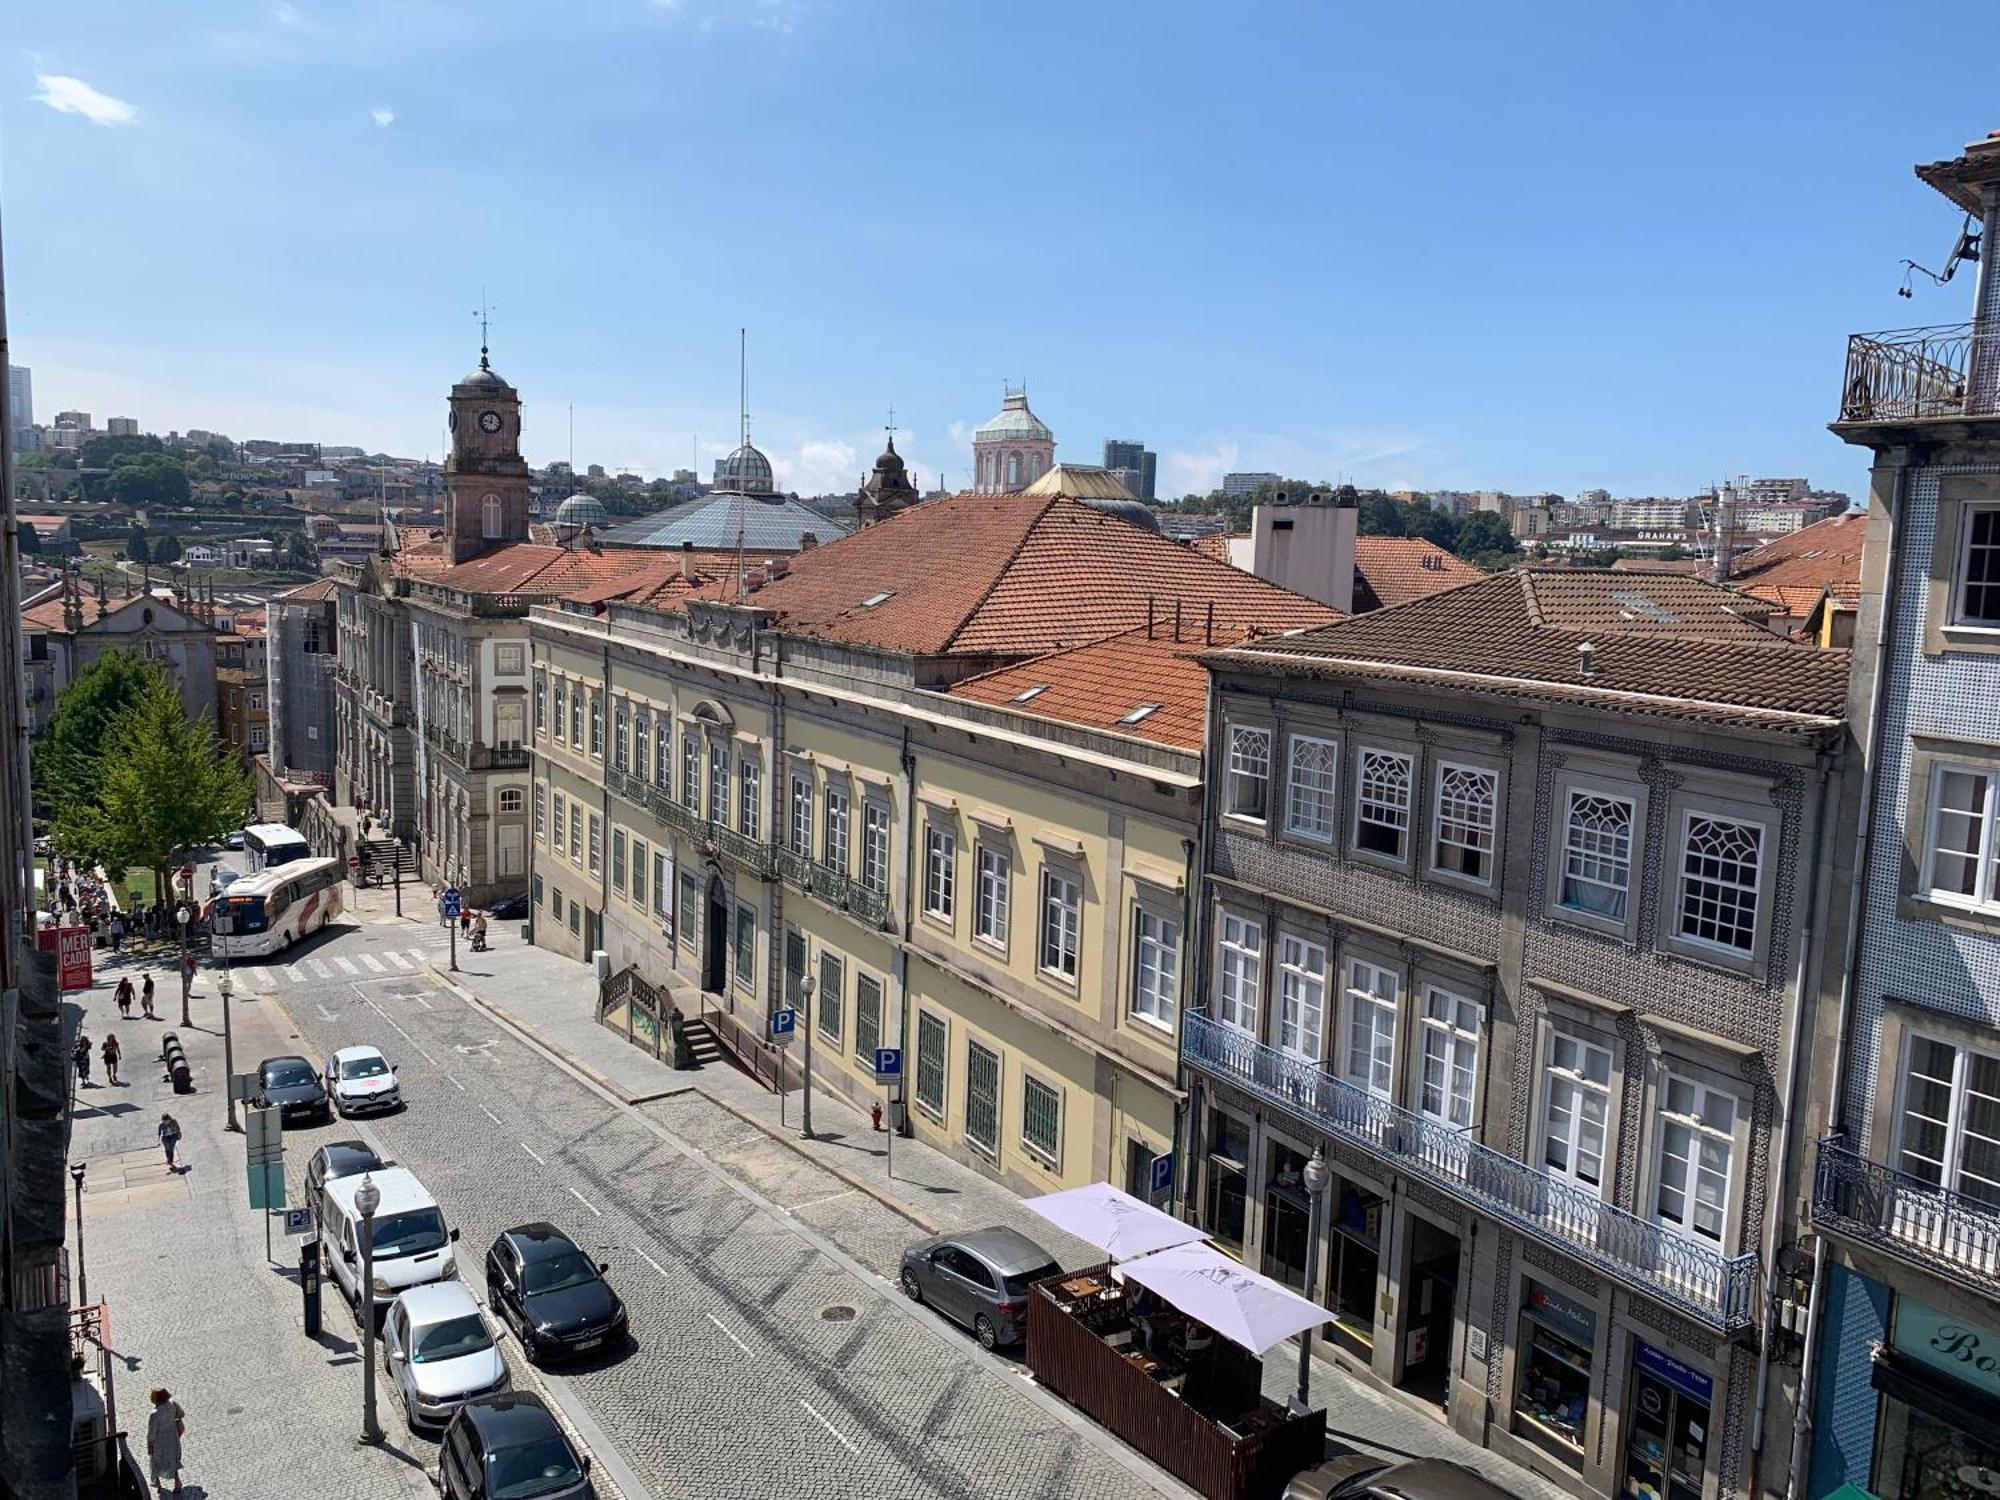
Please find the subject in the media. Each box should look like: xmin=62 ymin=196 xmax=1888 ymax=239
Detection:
xmin=304 ymin=1140 xmax=386 ymax=1224
xmin=327 ymin=1044 xmax=401 ymax=1117
xmin=487 ymin=892 xmax=530 ymax=920
xmin=436 ymin=1392 xmax=592 ymax=1500
xmin=256 ymin=1055 xmax=329 ymax=1125
xmin=224 ymin=829 xmax=246 ymax=850
xmin=1283 ymin=1457 xmax=1515 ymax=1500
xmin=484 ymin=1224 xmax=627 ymax=1364
xmin=381 ymin=1282 xmax=508 ymax=1431
xmin=321 ymin=1165 xmax=460 ymax=1316
xmin=899 ymin=1226 xmax=1060 ymax=1349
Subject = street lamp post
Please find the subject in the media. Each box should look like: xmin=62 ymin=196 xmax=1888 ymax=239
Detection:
xmin=1290 ymin=1145 xmax=1329 ymax=1417
xmin=175 ymin=902 xmax=193 ymax=1027
xmin=798 ymin=972 xmax=817 ymax=1141
xmin=69 ymin=1162 xmax=86 ymax=1306
xmin=354 ymin=1173 xmax=383 ymax=1445
xmin=219 ymin=969 xmax=239 ymax=1133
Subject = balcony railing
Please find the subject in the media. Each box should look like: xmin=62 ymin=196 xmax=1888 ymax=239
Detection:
xmin=1813 ymin=1136 xmax=2000 ymax=1298
xmin=1183 ymin=1011 xmax=1758 ymax=1332
xmin=1837 ymin=320 xmax=2000 ymax=424
xmin=606 ymin=767 xmax=776 ymax=878
xmin=770 ymin=847 xmax=893 ymax=929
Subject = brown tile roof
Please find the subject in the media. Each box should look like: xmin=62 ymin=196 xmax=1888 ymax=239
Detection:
xmin=275 ymin=577 xmax=340 ymax=603
xmin=1351 ymin=537 xmax=1485 ymax=611
xmin=1213 ymin=569 xmax=1848 ymax=733
xmin=950 ymin=625 xmax=1243 ymax=750
xmin=1190 ymin=533 xmax=1239 ymax=563
xmin=1745 ymin=583 xmax=1832 ymax=618
xmin=560 ymin=551 xmax=746 ymax=609
xmin=426 ymin=541 xmax=666 ymax=597
xmin=1727 ymin=512 xmax=1865 ymax=593
xmin=668 ymin=491 xmax=1336 ymax=658
xmin=389 ymin=535 xmax=451 ymax=580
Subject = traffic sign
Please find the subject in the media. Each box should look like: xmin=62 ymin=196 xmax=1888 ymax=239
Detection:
xmin=442 ymin=887 xmax=463 ymax=919
xmin=1149 ymin=1151 xmax=1175 ymax=1197
xmin=872 ymin=1047 xmax=902 ymax=1081
xmin=227 ymin=1071 xmax=260 ymax=1103
xmin=247 ymin=1159 xmax=285 ymax=1211
xmin=211 ymin=907 xmax=235 ymax=936
xmin=281 ymin=1206 xmax=313 ymax=1236
xmin=770 ymin=1007 xmax=798 ymax=1045
xmin=245 ymin=1105 xmax=282 ymax=1162
xmin=347 ymin=856 xmax=361 ymax=872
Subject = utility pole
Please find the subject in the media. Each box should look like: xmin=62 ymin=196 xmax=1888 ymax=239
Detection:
xmin=69 ymin=1162 xmax=87 ymax=1305
xmin=799 ymin=972 xmax=816 ymax=1140
xmin=355 ymin=1174 xmax=383 ymax=1445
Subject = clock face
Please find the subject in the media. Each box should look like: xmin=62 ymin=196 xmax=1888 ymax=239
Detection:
xmin=479 ymin=410 xmax=503 ymax=434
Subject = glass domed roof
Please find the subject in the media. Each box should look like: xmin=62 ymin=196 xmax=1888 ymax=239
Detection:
xmin=973 ymin=390 xmax=1053 ymax=444
xmin=716 ymin=441 xmax=777 ymax=496
xmin=554 ymin=492 xmax=609 ymax=531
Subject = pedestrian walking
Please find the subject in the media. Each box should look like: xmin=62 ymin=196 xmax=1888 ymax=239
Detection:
xmin=458 ymin=906 xmax=472 ymax=938
xmin=114 ymin=976 xmax=134 ymax=1019
xmin=434 ymin=886 xmax=447 ymax=927
xmin=141 ymin=973 xmax=157 ymax=1020
xmin=146 ymin=1387 xmax=184 ymax=1496
xmin=157 ymin=1113 xmax=182 ymax=1170
xmin=108 ymin=913 xmax=125 ymax=954
xmin=71 ymin=1034 xmax=91 ymax=1087
xmin=101 ymin=1034 xmax=121 ymax=1087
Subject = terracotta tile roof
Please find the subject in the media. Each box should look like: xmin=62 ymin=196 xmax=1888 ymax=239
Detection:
xmin=1190 ymin=534 xmax=1239 ymax=563
xmin=1351 ymin=538 xmax=1485 ymax=611
xmin=560 ymin=551 xmax=745 ymax=609
xmin=950 ymin=625 xmax=1244 ymax=750
xmin=1745 ymin=583 xmax=1832 ymax=617
xmin=275 ymin=577 xmax=340 ymax=603
xmin=425 ymin=541 xmax=666 ymax=597
xmin=1727 ymin=512 xmax=1866 ymax=593
xmin=389 ymin=535 xmax=451 ymax=580
xmin=1213 ymin=569 xmax=1848 ymax=733
xmin=670 ymin=491 xmax=1336 ymax=659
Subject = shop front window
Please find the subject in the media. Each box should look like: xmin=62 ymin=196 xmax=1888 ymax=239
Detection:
xmin=1327 ymin=1183 xmax=1383 ymax=1359
xmin=1261 ymin=1142 xmax=1312 ymax=1291
xmin=1516 ymin=1279 xmax=1596 ymax=1463
xmin=1204 ymin=1112 xmax=1250 ymax=1253
xmin=1620 ymin=1341 xmax=1712 ymax=1500
xmin=1877 ymin=1395 xmax=2000 ymax=1500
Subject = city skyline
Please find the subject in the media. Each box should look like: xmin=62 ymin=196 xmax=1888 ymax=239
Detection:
xmin=7 ymin=1 xmax=1998 ymax=501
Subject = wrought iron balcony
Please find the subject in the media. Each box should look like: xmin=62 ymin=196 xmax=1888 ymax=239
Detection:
xmin=773 ymin=846 xmax=893 ymax=929
xmin=1813 ymin=1136 xmax=2000 ymax=1298
xmin=1183 ymin=1011 xmax=1758 ymax=1332
xmin=605 ymin=768 xmax=776 ymax=877
xmin=1837 ymin=320 xmax=2000 ymax=424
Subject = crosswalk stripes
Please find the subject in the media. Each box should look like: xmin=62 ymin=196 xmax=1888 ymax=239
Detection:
xmin=407 ymin=949 xmax=432 ymax=969
xmin=309 ymin=959 xmax=332 ymax=979
xmin=387 ymin=952 xmax=411 ymax=970
xmin=360 ymin=954 xmax=385 ymax=974
xmin=333 ymin=956 xmax=358 ymax=976
xmin=284 ymin=965 xmax=305 ymax=984
xmin=252 ymin=968 xmax=277 ymax=993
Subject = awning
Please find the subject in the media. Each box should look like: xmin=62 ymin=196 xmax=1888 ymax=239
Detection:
xmin=1118 ymin=1241 xmax=1335 ymax=1356
xmin=1021 ymin=1182 xmax=1209 ymax=1262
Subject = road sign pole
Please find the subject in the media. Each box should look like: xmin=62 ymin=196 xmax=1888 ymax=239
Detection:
xmin=886 ymin=1085 xmax=893 ymax=1180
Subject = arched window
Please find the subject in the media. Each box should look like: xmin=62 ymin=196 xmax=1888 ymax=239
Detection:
xmin=1007 ymin=452 xmax=1021 ymax=488
xmin=482 ymin=493 xmax=504 ymax=538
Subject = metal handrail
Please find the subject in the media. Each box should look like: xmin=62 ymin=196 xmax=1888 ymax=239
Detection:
xmin=1182 ymin=1010 xmax=1758 ymax=1331
xmin=1838 ymin=319 xmax=2000 ymax=422
xmin=1813 ymin=1136 xmax=2000 ymax=1292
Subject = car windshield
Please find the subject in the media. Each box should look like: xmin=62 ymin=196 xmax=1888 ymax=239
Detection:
xmin=412 ymin=1313 xmax=490 ymax=1363
xmin=265 ymin=1061 xmax=315 ymax=1088
xmin=369 ymin=1207 xmax=448 ymax=1258
xmin=1003 ymin=1264 xmax=1059 ymax=1297
xmin=328 ymin=1149 xmax=382 ymax=1176
xmin=486 ymin=1438 xmax=583 ymax=1499
xmin=522 ymin=1250 xmax=598 ymax=1296
xmin=339 ymin=1056 xmax=390 ymax=1080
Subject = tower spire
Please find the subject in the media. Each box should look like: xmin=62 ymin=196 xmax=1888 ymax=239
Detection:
xmin=474 ymin=289 xmax=494 ymax=370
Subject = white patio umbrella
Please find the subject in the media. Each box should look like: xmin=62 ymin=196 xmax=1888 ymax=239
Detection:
xmin=1020 ymin=1182 xmax=1210 ymax=1262
xmin=1117 ymin=1241 xmax=1334 ymax=1355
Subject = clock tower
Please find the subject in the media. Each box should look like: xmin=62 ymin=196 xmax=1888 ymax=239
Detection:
xmin=442 ymin=347 xmax=532 ymax=565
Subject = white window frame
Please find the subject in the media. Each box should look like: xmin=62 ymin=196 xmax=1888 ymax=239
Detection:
xmin=1418 ymin=986 xmax=1481 ymax=1130
xmin=739 ymin=756 xmax=761 ymax=839
xmin=923 ymin=824 xmax=956 ymax=923
xmin=631 ymin=709 xmax=647 ymax=778
xmin=1431 ymin=761 xmax=1497 ymax=884
xmin=1215 ymin=913 xmax=1261 ymax=1035
xmin=1021 ymin=1073 xmax=1062 ymax=1169
xmin=681 ymin=731 xmax=701 ymax=812
xmin=1654 ymin=1074 xmax=1738 ymax=1246
xmin=789 ymin=774 xmax=813 ymax=857
xmin=1674 ymin=809 xmax=1765 ymax=957
xmin=612 ymin=700 xmax=629 ymax=772
xmin=1540 ymin=1033 xmax=1612 ymax=1196
xmin=551 ymin=792 xmax=565 ymax=852
xmin=1225 ymin=724 xmax=1272 ymax=823
xmin=973 ymin=844 xmax=1009 ymax=949
xmin=861 ymin=802 xmax=890 ymax=895
xmin=1276 ymin=934 xmax=1327 ymax=1061
xmin=1038 ymin=867 xmax=1081 ymax=982
xmin=587 ymin=813 xmax=602 ymax=877
xmin=497 ymin=787 xmax=523 ymax=814
xmin=1130 ymin=906 xmax=1180 ymax=1032
xmin=1956 ymin=503 xmax=2000 ymax=628
xmin=1558 ymin=787 xmax=1636 ymax=923
xmin=1285 ymin=734 xmax=1338 ymax=842
xmin=1343 ymin=959 xmax=1398 ymax=1098
xmin=823 ymin=785 xmax=850 ymax=872
xmin=708 ymin=742 xmax=730 ymax=826
xmin=1353 ymin=747 xmax=1414 ymax=862
xmin=532 ymin=783 xmax=546 ymax=841
xmin=588 ymin=692 xmax=603 ymax=758
xmin=1921 ymin=763 xmax=2000 ymax=911
xmin=1895 ymin=1031 xmax=2000 ymax=1206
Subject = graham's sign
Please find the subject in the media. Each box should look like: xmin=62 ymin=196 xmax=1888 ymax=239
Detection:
xmin=1894 ymin=1298 xmax=2000 ymax=1403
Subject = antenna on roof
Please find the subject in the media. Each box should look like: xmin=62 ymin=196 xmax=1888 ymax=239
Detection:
xmin=473 ymin=289 xmax=494 ymax=369
xmin=568 ymin=403 xmax=575 ymax=470
xmin=739 ymin=327 xmax=749 ymax=449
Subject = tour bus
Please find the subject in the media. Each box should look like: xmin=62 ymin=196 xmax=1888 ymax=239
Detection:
xmin=243 ymin=823 xmax=313 ymax=872
xmin=209 ymin=856 xmax=345 ymax=959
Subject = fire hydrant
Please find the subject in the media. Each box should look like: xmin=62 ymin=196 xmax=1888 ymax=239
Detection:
xmin=871 ymin=1100 xmax=885 ymax=1132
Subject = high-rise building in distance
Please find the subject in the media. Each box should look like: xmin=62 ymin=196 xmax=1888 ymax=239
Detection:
xmin=105 ymin=417 xmax=138 ymax=438
xmin=1102 ymin=438 xmax=1157 ymax=500
xmin=6 ymin=365 xmax=29 ymax=432
xmin=1222 ymin=471 xmax=1280 ymax=498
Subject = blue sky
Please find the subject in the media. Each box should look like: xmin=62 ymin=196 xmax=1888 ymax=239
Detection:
xmin=5 ymin=1 xmax=1997 ymax=500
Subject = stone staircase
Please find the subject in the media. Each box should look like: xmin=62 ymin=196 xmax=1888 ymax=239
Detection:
xmin=358 ymin=837 xmax=420 ymax=881
xmin=682 ymin=1015 xmax=724 ymax=1069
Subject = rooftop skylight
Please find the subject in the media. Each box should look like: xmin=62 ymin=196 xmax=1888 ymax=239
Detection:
xmin=860 ymin=590 xmax=894 ymax=608
xmin=1119 ymin=704 xmax=1161 ymax=724
xmin=1012 ymin=685 xmax=1048 ymax=703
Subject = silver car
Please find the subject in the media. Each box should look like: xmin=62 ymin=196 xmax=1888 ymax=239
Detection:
xmin=381 ymin=1281 xmax=509 ymax=1431
xmin=899 ymin=1226 xmax=1060 ymax=1349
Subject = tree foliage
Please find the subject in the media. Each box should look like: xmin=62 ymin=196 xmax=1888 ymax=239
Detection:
xmin=33 ymin=651 xmax=157 ymax=858
xmin=151 ymin=532 xmax=182 ymax=563
xmin=126 ymin=525 xmax=151 ymax=563
xmin=80 ymin=433 xmax=162 ymax=470
xmin=105 ymin=455 xmax=191 ymax=509
xmin=16 ymin=522 xmax=41 ymax=556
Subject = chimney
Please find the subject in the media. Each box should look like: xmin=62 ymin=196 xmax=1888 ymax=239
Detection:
xmin=800 ymin=532 xmax=819 ymax=550
xmin=1712 ymin=483 xmax=1737 ymax=583
xmin=1146 ymin=596 xmax=1156 ymax=640
xmin=680 ymin=539 xmax=696 ymax=582
xmin=1578 ymin=641 xmax=1597 ymax=677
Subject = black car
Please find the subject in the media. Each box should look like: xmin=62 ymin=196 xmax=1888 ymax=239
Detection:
xmin=487 ymin=893 xmax=530 ymax=920
xmin=485 ymin=1224 xmax=627 ymax=1364
xmin=304 ymin=1140 xmax=385 ymax=1223
xmin=257 ymin=1055 xmax=330 ymax=1124
xmin=437 ymin=1392 xmax=592 ymax=1500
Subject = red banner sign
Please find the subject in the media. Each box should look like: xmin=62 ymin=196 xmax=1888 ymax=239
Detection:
xmin=56 ymin=927 xmax=92 ymax=992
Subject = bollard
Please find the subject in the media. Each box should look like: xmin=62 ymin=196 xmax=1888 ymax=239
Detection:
xmin=159 ymin=1032 xmax=193 ymax=1095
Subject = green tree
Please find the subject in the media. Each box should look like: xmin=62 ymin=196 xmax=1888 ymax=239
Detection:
xmin=152 ymin=532 xmax=182 ymax=563
xmin=87 ymin=673 xmax=253 ymax=899
xmin=125 ymin=525 xmax=151 ymax=564
xmin=1454 ymin=510 xmax=1521 ymax=563
xmin=16 ymin=523 xmax=41 ymax=556
xmin=106 ymin=455 xmax=190 ymax=508
xmin=33 ymin=651 xmax=157 ymax=856
xmin=80 ymin=433 xmax=162 ymax=469
xmin=1357 ymin=493 xmax=1407 ymax=537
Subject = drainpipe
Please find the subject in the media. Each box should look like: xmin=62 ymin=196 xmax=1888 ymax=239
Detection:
xmin=1782 ymin=449 xmax=1912 ymax=1500
xmin=1174 ymin=825 xmax=1201 ymax=1221
xmin=896 ymin=727 xmax=917 ymax=1135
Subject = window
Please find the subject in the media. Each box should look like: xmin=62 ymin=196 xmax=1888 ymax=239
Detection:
xmin=587 ymin=814 xmax=602 ymax=876
xmin=553 ymin=679 xmax=567 ymax=742
xmin=495 ymin=698 xmax=524 ymax=750
xmin=611 ymin=830 xmax=627 ymax=894
xmin=681 ymin=732 xmax=700 ymax=812
xmin=1226 ymin=725 xmax=1272 ymax=821
xmin=915 ymin=1012 xmax=947 ymax=1119
xmin=1355 ymin=749 xmax=1414 ymax=859
xmin=249 ymin=727 xmax=267 ymax=752
xmin=633 ymin=713 xmax=649 ymax=784
xmin=1419 ymin=988 xmax=1480 ymax=1129
xmin=1131 ymin=908 xmax=1180 ymax=1029
xmin=966 ymin=1039 xmax=1000 ymax=1154
xmin=568 ymin=805 xmax=582 ymax=864
xmin=482 ymin=493 xmax=503 ymax=537
xmin=789 ymin=775 xmax=813 ymax=856
xmin=613 ymin=701 xmax=629 ymax=771
xmin=923 ymin=826 xmax=956 ymax=921
xmin=861 ymin=803 xmax=889 ymax=894
xmin=709 ymin=743 xmax=729 ymax=825
xmin=1286 ymin=735 xmax=1338 ymax=841
xmin=533 ymin=783 xmax=546 ymax=841
xmin=854 ymin=973 xmax=882 ymax=1065
xmin=1959 ymin=505 xmax=2000 ymax=626
xmin=1277 ymin=935 xmax=1327 ymax=1060
xmin=653 ymin=715 xmax=670 ymax=789
xmin=568 ymin=686 xmax=582 ymax=749
xmin=1039 ymin=868 xmax=1080 ymax=981
xmin=588 ymin=693 xmax=603 ymax=757
xmin=734 ymin=905 xmax=755 ymax=988
xmin=1022 ymin=1075 xmax=1062 ymax=1168
xmin=817 ymin=952 xmax=843 ymax=1043
xmin=1560 ymin=791 xmax=1635 ymax=920
xmin=1655 ymin=1076 xmax=1737 ymax=1244
xmin=1344 ymin=960 xmax=1398 ymax=1098
xmin=1677 ymin=814 xmax=1763 ymax=954
xmin=1216 ymin=914 xmax=1262 ymax=1033
xmin=1924 ymin=765 xmax=2000 ymax=909
xmin=551 ymin=793 xmax=565 ymax=851
xmin=495 ymin=643 xmax=524 ymax=674
xmin=248 ymin=693 xmax=264 ymax=711
xmin=498 ymin=787 xmax=523 ymax=814
xmin=823 ymin=786 xmax=849 ymax=872
xmin=1542 ymin=1034 xmax=1612 ymax=1193
xmin=534 ymin=672 xmax=546 ymax=734
xmin=974 ymin=845 xmax=1009 ymax=946
xmin=739 ymin=757 xmax=761 ymax=839
xmin=1897 ymin=1035 xmax=2000 ymax=1207
xmin=1433 ymin=763 xmax=1497 ymax=881
xmin=677 ymin=871 xmax=699 ymax=949
xmin=653 ymin=850 xmax=670 ymax=918
xmin=632 ymin=839 xmax=648 ymax=909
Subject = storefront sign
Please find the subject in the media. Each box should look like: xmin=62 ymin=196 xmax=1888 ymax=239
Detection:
xmin=1523 ymin=1280 xmax=1598 ymax=1347
xmin=56 ymin=927 xmax=91 ymax=992
xmin=1634 ymin=1339 xmax=1714 ymax=1404
xmin=1894 ymin=1299 xmax=2000 ymax=1404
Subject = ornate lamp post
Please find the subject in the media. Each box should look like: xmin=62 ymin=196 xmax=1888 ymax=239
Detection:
xmin=1291 ymin=1145 xmax=1329 ymax=1416
xmin=354 ymin=1173 xmax=383 ymax=1445
xmin=798 ymin=972 xmax=817 ymax=1141
xmin=175 ymin=902 xmax=194 ymax=1027
xmin=69 ymin=1162 xmax=87 ymax=1305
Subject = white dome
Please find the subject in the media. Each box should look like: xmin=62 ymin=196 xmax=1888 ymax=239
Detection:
xmin=716 ymin=442 xmax=777 ymax=496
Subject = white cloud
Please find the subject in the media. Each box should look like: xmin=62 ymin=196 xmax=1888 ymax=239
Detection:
xmin=371 ymin=105 xmax=395 ymax=127
xmin=272 ymin=2 xmax=305 ymax=26
xmin=31 ymin=74 xmax=137 ymax=127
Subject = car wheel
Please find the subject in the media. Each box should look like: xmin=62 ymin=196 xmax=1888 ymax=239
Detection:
xmin=974 ymin=1315 xmax=999 ymax=1350
xmin=900 ymin=1268 xmax=923 ymax=1303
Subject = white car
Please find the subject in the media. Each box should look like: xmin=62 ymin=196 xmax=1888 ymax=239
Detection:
xmin=381 ymin=1282 xmax=509 ymax=1431
xmin=327 ymin=1045 xmax=401 ymax=1117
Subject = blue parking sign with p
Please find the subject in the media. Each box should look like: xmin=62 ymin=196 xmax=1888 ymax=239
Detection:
xmin=770 ymin=1007 xmax=797 ymax=1039
xmin=873 ymin=1047 xmax=902 ymax=1080
xmin=1149 ymin=1152 xmax=1174 ymax=1196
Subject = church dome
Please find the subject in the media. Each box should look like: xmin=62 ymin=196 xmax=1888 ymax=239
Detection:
xmin=555 ymin=493 xmax=609 ymax=530
xmin=716 ymin=441 xmax=777 ymax=496
xmin=1083 ymin=497 xmax=1162 ymax=533
xmin=455 ymin=355 xmax=511 ymax=393
xmin=974 ymin=389 xmax=1053 ymax=444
